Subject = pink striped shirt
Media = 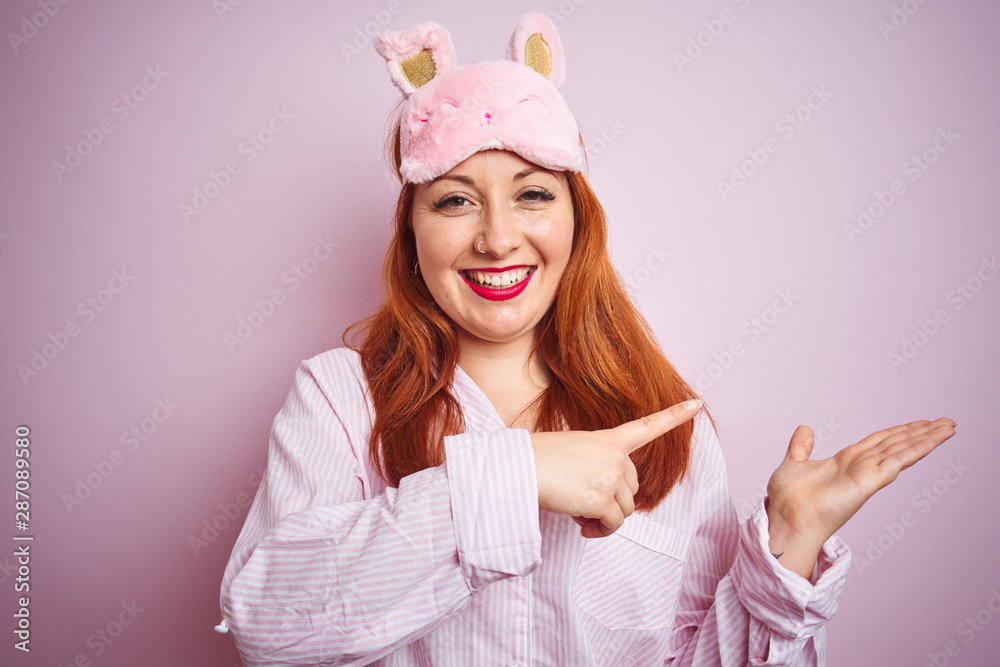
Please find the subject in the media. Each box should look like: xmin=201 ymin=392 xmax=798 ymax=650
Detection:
xmin=219 ymin=348 xmax=851 ymax=665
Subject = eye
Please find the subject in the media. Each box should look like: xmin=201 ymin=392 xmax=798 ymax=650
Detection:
xmin=433 ymin=194 xmax=471 ymax=210
xmin=520 ymin=188 xmax=556 ymax=203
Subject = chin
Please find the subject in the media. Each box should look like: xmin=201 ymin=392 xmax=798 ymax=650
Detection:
xmin=462 ymin=319 xmax=537 ymax=344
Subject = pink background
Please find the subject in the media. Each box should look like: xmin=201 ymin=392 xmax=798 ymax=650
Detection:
xmin=2 ymin=1 xmax=998 ymax=665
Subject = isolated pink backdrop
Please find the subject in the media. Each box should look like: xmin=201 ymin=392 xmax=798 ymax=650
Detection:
xmin=1 ymin=1 xmax=998 ymax=665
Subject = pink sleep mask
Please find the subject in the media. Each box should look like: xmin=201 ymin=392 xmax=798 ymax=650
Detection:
xmin=374 ymin=12 xmax=586 ymax=184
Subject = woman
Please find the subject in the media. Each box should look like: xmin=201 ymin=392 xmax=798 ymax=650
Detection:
xmin=218 ymin=13 xmax=955 ymax=665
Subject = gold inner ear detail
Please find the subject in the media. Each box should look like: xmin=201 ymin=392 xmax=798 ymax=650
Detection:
xmin=400 ymin=48 xmax=436 ymax=89
xmin=524 ymin=33 xmax=552 ymax=79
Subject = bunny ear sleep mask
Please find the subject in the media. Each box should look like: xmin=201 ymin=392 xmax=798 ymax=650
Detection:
xmin=374 ymin=12 xmax=586 ymax=184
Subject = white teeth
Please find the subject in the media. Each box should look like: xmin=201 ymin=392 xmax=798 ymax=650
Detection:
xmin=467 ymin=267 xmax=529 ymax=288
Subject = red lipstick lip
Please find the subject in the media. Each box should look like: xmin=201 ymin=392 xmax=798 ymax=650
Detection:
xmin=462 ymin=264 xmax=529 ymax=273
xmin=461 ymin=267 xmax=534 ymax=301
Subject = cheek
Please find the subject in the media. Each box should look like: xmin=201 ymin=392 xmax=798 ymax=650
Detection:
xmin=547 ymin=207 xmax=576 ymax=268
xmin=413 ymin=221 xmax=465 ymax=273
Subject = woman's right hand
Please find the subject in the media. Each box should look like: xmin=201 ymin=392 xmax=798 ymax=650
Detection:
xmin=530 ymin=399 xmax=702 ymax=538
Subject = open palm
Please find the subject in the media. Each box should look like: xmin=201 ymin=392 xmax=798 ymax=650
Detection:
xmin=765 ymin=417 xmax=957 ymax=576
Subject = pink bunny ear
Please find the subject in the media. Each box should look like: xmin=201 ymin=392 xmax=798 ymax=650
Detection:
xmin=506 ymin=12 xmax=567 ymax=88
xmin=374 ymin=21 xmax=457 ymax=96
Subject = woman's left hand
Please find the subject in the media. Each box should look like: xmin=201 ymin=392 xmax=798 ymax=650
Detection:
xmin=764 ymin=416 xmax=957 ymax=579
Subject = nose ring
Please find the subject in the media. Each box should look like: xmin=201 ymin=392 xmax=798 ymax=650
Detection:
xmin=477 ymin=241 xmax=486 ymax=253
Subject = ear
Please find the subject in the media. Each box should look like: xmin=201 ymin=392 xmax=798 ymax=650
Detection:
xmin=374 ymin=21 xmax=456 ymax=96
xmin=506 ymin=12 xmax=567 ymax=88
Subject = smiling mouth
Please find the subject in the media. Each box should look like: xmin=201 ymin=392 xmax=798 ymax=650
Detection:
xmin=462 ymin=266 xmax=534 ymax=289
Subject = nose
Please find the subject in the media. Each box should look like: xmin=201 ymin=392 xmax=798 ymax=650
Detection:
xmin=478 ymin=201 xmax=521 ymax=258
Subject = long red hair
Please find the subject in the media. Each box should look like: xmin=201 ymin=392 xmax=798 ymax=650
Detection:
xmin=344 ymin=116 xmax=709 ymax=510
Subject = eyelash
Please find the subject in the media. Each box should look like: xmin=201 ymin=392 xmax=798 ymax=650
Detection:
xmin=433 ymin=188 xmax=555 ymax=210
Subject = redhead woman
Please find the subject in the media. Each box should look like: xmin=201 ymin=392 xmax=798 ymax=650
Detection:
xmin=218 ymin=13 xmax=955 ymax=666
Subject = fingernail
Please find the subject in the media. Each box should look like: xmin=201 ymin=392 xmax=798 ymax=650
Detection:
xmin=682 ymin=399 xmax=702 ymax=411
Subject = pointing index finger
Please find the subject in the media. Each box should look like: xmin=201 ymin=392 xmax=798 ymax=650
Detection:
xmin=613 ymin=399 xmax=702 ymax=454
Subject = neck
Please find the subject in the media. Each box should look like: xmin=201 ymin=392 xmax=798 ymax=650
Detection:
xmin=457 ymin=329 xmax=544 ymax=381
xmin=456 ymin=330 xmax=551 ymax=426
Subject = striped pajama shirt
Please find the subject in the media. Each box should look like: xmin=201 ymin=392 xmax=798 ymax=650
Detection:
xmin=220 ymin=347 xmax=851 ymax=666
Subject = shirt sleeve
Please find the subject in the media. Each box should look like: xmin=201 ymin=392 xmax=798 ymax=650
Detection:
xmin=218 ymin=353 xmax=542 ymax=666
xmin=663 ymin=419 xmax=852 ymax=666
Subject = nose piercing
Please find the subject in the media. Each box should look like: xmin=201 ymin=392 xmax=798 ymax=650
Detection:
xmin=477 ymin=241 xmax=485 ymax=253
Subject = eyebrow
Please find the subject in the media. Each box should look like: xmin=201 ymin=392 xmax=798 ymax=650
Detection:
xmin=430 ymin=167 xmax=547 ymax=186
